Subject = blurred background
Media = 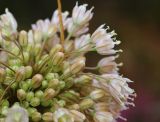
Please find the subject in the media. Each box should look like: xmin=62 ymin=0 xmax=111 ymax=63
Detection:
xmin=0 ymin=0 xmax=160 ymax=121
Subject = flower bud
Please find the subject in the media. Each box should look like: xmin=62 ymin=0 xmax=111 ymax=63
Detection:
xmin=26 ymin=91 xmax=34 ymax=102
xmin=45 ymin=73 xmax=59 ymax=81
xmin=41 ymin=80 xmax=48 ymax=89
xmin=17 ymin=89 xmax=26 ymax=100
xmin=19 ymin=81 xmax=29 ymax=91
xmin=52 ymin=52 xmax=64 ymax=66
xmin=22 ymin=101 xmax=29 ymax=108
xmin=64 ymin=40 xmax=74 ymax=53
xmin=68 ymin=104 xmax=80 ymax=110
xmin=79 ymin=99 xmax=94 ymax=110
xmin=34 ymin=30 xmax=42 ymax=43
xmin=57 ymin=100 xmax=66 ymax=107
xmin=42 ymin=112 xmax=54 ymax=122
xmin=8 ymin=59 xmax=21 ymax=66
xmin=43 ymin=88 xmax=56 ymax=100
xmin=25 ymin=66 xmax=33 ymax=79
xmin=35 ymin=90 xmax=44 ymax=99
xmin=22 ymin=52 xmax=30 ymax=64
xmin=74 ymin=75 xmax=92 ymax=85
xmin=34 ymin=43 xmax=41 ymax=55
xmin=70 ymin=110 xmax=86 ymax=122
xmin=48 ymin=79 xmax=59 ymax=88
xmin=41 ymin=99 xmax=52 ymax=107
xmin=27 ymin=107 xmax=37 ymax=116
xmin=89 ymin=89 xmax=105 ymax=100
xmin=94 ymin=112 xmax=113 ymax=122
xmin=19 ymin=30 xmax=28 ymax=47
xmin=31 ymin=112 xmax=41 ymax=122
xmin=31 ymin=74 xmax=43 ymax=89
xmin=0 ymin=68 xmax=6 ymax=83
xmin=15 ymin=66 xmax=26 ymax=82
xmin=30 ymin=97 xmax=40 ymax=107
xmin=49 ymin=44 xmax=62 ymax=56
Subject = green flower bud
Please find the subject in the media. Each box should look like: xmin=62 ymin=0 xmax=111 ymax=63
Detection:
xmin=41 ymin=80 xmax=48 ymax=89
xmin=25 ymin=66 xmax=33 ymax=79
xmin=8 ymin=59 xmax=22 ymax=66
xmin=34 ymin=30 xmax=42 ymax=43
xmin=17 ymin=89 xmax=26 ymax=100
xmin=27 ymin=107 xmax=37 ymax=117
xmin=48 ymin=79 xmax=59 ymax=89
xmin=22 ymin=101 xmax=29 ymax=108
xmin=43 ymin=88 xmax=56 ymax=100
xmin=31 ymin=112 xmax=41 ymax=122
xmin=35 ymin=90 xmax=44 ymax=99
xmin=30 ymin=97 xmax=40 ymax=107
xmin=74 ymin=75 xmax=92 ymax=86
xmin=21 ymin=52 xmax=30 ymax=64
xmin=42 ymin=112 xmax=53 ymax=122
xmin=58 ymin=114 xmax=73 ymax=122
xmin=45 ymin=73 xmax=55 ymax=81
xmin=0 ymin=68 xmax=6 ymax=83
xmin=59 ymin=81 xmax=66 ymax=90
xmin=15 ymin=66 xmax=26 ymax=82
xmin=79 ymin=99 xmax=94 ymax=110
xmin=68 ymin=104 xmax=80 ymax=110
xmin=57 ymin=100 xmax=66 ymax=107
xmin=41 ymin=99 xmax=52 ymax=107
xmin=19 ymin=81 xmax=29 ymax=91
xmin=19 ymin=30 xmax=28 ymax=47
xmin=34 ymin=43 xmax=41 ymax=56
xmin=26 ymin=91 xmax=34 ymax=102
xmin=31 ymin=74 xmax=43 ymax=89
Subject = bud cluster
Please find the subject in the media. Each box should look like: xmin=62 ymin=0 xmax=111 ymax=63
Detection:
xmin=0 ymin=2 xmax=135 ymax=122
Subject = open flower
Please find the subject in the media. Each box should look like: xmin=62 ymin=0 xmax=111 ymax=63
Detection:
xmin=5 ymin=105 xmax=29 ymax=122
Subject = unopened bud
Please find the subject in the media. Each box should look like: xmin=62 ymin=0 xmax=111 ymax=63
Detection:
xmin=79 ymin=99 xmax=94 ymax=110
xmin=52 ymin=52 xmax=64 ymax=66
xmin=41 ymin=80 xmax=48 ymax=89
xmin=17 ymin=89 xmax=26 ymax=100
xmin=25 ymin=66 xmax=33 ymax=79
xmin=68 ymin=104 xmax=80 ymax=110
xmin=26 ymin=91 xmax=34 ymax=102
xmin=1 ymin=99 xmax=9 ymax=107
xmin=31 ymin=112 xmax=41 ymax=122
xmin=30 ymin=97 xmax=40 ymax=107
xmin=70 ymin=110 xmax=86 ymax=122
xmin=71 ymin=59 xmax=85 ymax=74
xmin=34 ymin=43 xmax=41 ymax=55
xmin=44 ymin=88 xmax=56 ymax=100
xmin=31 ymin=74 xmax=43 ymax=89
xmin=35 ymin=90 xmax=44 ymax=99
xmin=27 ymin=107 xmax=37 ymax=116
xmin=48 ymin=79 xmax=59 ymax=88
xmin=42 ymin=112 xmax=54 ymax=122
xmin=1 ymin=106 xmax=9 ymax=116
xmin=90 ymin=89 xmax=105 ymax=100
xmin=15 ymin=66 xmax=26 ymax=82
xmin=49 ymin=44 xmax=62 ymax=56
xmin=19 ymin=30 xmax=28 ymax=47
xmin=64 ymin=40 xmax=74 ymax=53
xmin=34 ymin=30 xmax=42 ymax=43
xmin=45 ymin=73 xmax=59 ymax=81
xmin=0 ymin=68 xmax=6 ymax=83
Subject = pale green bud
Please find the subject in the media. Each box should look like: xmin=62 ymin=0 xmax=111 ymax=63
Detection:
xmin=52 ymin=52 xmax=64 ymax=65
xmin=25 ymin=66 xmax=33 ymax=79
xmin=35 ymin=90 xmax=44 ymax=99
xmin=19 ymin=30 xmax=28 ymax=47
xmin=48 ymin=79 xmax=59 ymax=88
xmin=41 ymin=80 xmax=48 ymax=89
xmin=27 ymin=107 xmax=37 ymax=117
xmin=26 ymin=91 xmax=34 ymax=102
xmin=34 ymin=30 xmax=42 ymax=43
xmin=79 ymin=99 xmax=94 ymax=110
xmin=17 ymin=89 xmax=26 ymax=100
xmin=31 ymin=112 xmax=41 ymax=122
xmin=41 ymin=99 xmax=53 ymax=107
xmin=30 ymin=97 xmax=40 ymax=107
xmin=1 ymin=106 xmax=9 ymax=116
xmin=1 ymin=99 xmax=9 ymax=107
xmin=42 ymin=112 xmax=54 ymax=122
xmin=34 ymin=43 xmax=41 ymax=55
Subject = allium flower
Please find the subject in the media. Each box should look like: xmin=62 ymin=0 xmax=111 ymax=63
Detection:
xmin=5 ymin=105 xmax=29 ymax=122
xmin=0 ymin=1 xmax=135 ymax=122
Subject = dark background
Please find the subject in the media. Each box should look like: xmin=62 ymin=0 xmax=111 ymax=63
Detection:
xmin=0 ymin=0 xmax=160 ymax=122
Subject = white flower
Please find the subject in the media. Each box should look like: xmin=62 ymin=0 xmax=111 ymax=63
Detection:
xmin=91 ymin=25 xmax=121 ymax=55
xmin=5 ymin=105 xmax=29 ymax=122
xmin=72 ymin=2 xmax=94 ymax=25
xmin=53 ymin=108 xmax=74 ymax=122
xmin=0 ymin=9 xmax=17 ymax=33
xmin=94 ymin=112 xmax=114 ymax=122
xmin=51 ymin=10 xmax=69 ymax=30
xmin=75 ymin=34 xmax=92 ymax=52
xmin=98 ymin=56 xmax=120 ymax=74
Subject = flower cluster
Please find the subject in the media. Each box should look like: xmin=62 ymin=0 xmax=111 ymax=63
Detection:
xmin=0 ymin=2 xmax=135 ymax=122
